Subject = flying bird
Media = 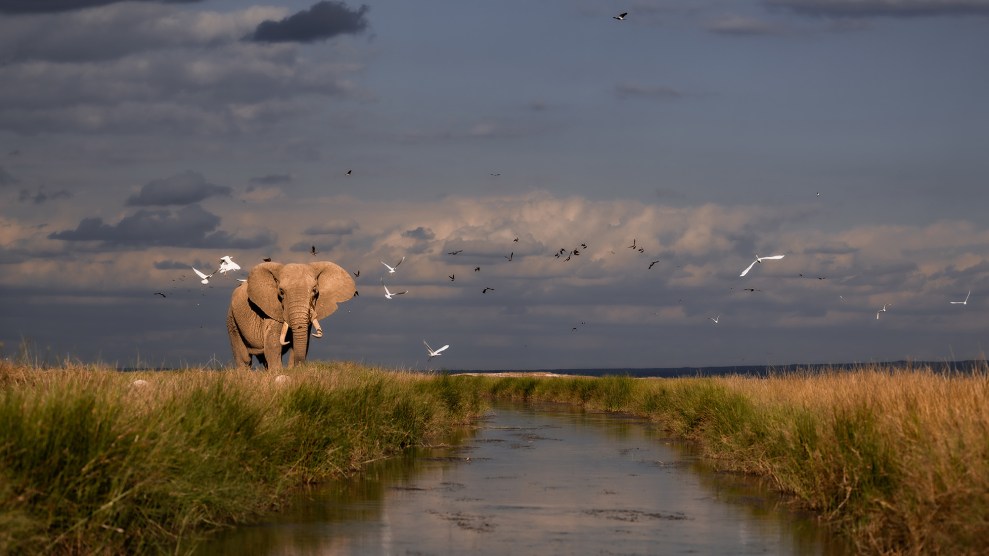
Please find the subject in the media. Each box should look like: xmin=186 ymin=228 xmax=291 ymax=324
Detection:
xmin=447 ymin=250 xmax=463 ymax=255
xmin=474 ymin=266 xmax=481 ymax=272
xmin=449 ymin=274 xmax=455 ymax=281
xmin=424 ymin=340 xmax=449 ymax=360
xmin=192 ymin=267 xmax=213 ymax=285
xmin=628 ymin=239 xmax=637 ymax=250
xmin=263 ymin=257 xmax=272 ymax=262
xmin=482 ymin=287 xmax=494 ymax=294
xmin=353 ymin=270 xmax=360 ymax=278
xmin=505 ymin=252 xmax=513 ymax=261
xmin=383 ymin=284 xmax=407 ymax=299
xmin=154 ymin=292 xmax=167 ymax=298
xmin=739 ymin=254 xmax=785 ymax=277
xmin=311 ymin=245 xmax=318 ymax=256
xmin=514 ymin=237 xmax=519 ymax=243
xmin=710 ymin=316 xmax=719 ymax=324
xmin=381 ymin=256 xmax=405 ymax=274
xmin=648 ymin=260 xmax=660 ymax=269
xmin=877 ymin=303 xmax=891 ymax=320
xmin=217 ymin=256 xmax=240 ymax=274
xmin=950 ymin=291 xmax=971 ymax=305
xmin=346 ymin=169 xmax=352 ymax=176
xmin=613 ymin=11 xmax=628 ymax=20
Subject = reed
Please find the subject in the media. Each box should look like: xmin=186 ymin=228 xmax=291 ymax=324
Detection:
xmin=479 ymin=365 xmax=989 ymax=554
xmin=0 ymin=360 xmax=486 ymax=555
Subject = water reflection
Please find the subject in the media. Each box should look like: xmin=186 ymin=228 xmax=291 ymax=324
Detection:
xmin=194 ymin=402 xmax=850 ymax=555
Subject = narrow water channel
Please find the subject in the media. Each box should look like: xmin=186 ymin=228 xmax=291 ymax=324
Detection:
xmin=195 ymin=402 xmax=850 ymax=555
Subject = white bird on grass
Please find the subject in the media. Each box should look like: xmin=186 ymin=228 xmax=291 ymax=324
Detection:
xmin=739 ymin=254 xmax=785 ymax=277
xmin=424 ymin=340 xmax=449 ymax=360
xmin=383 ymin=284 xmax=407 ymax=299
xmin=192 ymin=267 xmax=213 ymax=284
xmin=950 ymin=291 xmax=971 ymax=305
xmin=217 ymin=255 xmax=241 ymax=274
xmin=381 ymin=256 xmax=405 ymax=274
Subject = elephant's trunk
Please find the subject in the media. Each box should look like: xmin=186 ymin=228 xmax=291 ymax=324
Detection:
xmin=286 ymin=304 xmax=312 ymax=365
xmin=290 ymin=323 xmax=310 ymax=365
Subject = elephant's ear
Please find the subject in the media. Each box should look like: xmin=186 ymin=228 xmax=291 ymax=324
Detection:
xmin=247 ymin=262 xmax=284 ymax=320
xmin=311 ymin=261 xmax=357 ymax=320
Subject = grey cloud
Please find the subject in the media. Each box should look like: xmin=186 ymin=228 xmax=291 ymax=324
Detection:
xmin=402 ymin=226 xmax=435 ymax=241
xmin=706 ymin=15 xmax=787 ymax=35
xmin=153 ymin=259 xmax=193 ymax=270
xmin=304 ymin=220 xmax=358 ymax=236
xmin=0 ymin=42 xmax=364 ymax=135
xmin=49 ymin=204 xmax=274 ymax=249
xmin=250 ymin=174 xmax=293 ymax=185
xmin=125 ymin=171 xmax=231 ymax=206
xmin=615 ymin=83 xmax=685 ymax=100
xmin=292 ymin=239 xmax=342 ymax=253
xmin=0 ymin=165 xmax=16 ymax=186
xmin=245 ymin=1 xmax=369 ymax=44
xmin=0 ymin=0 xmax=202 ymax=14
xmin=766 ymin=0 xmax=989 ymax=18
xmin=17 ymin=187 xmax=73 ymax=204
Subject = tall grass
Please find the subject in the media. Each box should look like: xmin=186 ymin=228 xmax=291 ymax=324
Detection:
xmin=0 ymin=361 xmax=486 ymax=555
xmin=477 ymin=366 xmax=989 ymax=555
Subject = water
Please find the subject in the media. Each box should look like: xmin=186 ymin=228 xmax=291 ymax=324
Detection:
xmin=195 ymin=403 xmax=850 ymax=555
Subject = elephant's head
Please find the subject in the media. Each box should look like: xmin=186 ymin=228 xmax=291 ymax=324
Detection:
xmin=246 ymin=261 xmax=356 ymax=364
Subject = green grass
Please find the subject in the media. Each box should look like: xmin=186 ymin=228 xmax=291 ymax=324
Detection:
xmin=0 ymin=361 xmax=487 ymax=555
xmin=5 ymin=359 xmax=986 ymax=554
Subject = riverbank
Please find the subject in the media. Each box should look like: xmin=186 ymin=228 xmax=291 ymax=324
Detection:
xmin=0 ymin=361 xmax=486 ymax=554
xmin=471 ymin=365 xmax=989 ymax=554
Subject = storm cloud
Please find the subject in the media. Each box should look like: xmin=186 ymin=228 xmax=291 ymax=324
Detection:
xmin=49 ymin=204 xmax=274 ymax=249
xmin=125 ymin=171 xmax=231 ymax=207
xmin=18 ymin=187 xmax=72 ymax=204
xmin=244 ymin=1 xmax=369 ymax=43
xmin=0 ymin=165 xmax=16 ymax=186
xmin=0 ymin=0 xmax=203 ymax=14
xmin=766 ymin=0 xmax=989 ymax=18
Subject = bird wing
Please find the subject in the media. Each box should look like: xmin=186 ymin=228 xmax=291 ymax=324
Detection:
xmin=423 ymin=340 xmax=433 ymax=352
xmin=434 ymin=345 xmax=449 ymax=354
xmin=395 ymin=256 xmax=405 ymax=267
xmin=381 ymin=261 xmax=393 ymax=271
xmin=383 ymin=285 xmax=392 ymax=295
xmin=762 ymin=254 xmax=785 ymax=261
xmin=192 ymin=267 xmax=209 ymax=279
xmin=739 ymin=260 xmax=758 ymax=277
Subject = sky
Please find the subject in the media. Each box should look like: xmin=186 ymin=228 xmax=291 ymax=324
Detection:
xmin=1 ymin=0 xmax=988 ymax=371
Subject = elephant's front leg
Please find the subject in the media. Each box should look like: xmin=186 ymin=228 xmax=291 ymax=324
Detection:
xmin=262 ymin=320 xmax=286 ymax=371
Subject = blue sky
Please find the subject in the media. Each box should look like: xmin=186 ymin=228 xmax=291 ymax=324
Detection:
xmin=1 ymin=0 xmax=988 ymax=370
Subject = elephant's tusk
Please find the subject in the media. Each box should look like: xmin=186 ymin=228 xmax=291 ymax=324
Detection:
xmin=279 ymin=321 xmax=290 ymax=346
xmin=311 ymin=317 xmax=323 ymax=338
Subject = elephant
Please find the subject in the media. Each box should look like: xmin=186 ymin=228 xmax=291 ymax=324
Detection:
xmin=227 ymin=261 xmax=356 ymax=370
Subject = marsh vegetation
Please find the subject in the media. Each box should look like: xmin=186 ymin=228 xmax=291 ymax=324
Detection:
xmin=2 ymin=359 xmax=985 ymax=554
xmin=478 ymin=366 xmax=989 ymax=554
xmin=0 ymin=361 xmax=485 ymax=554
